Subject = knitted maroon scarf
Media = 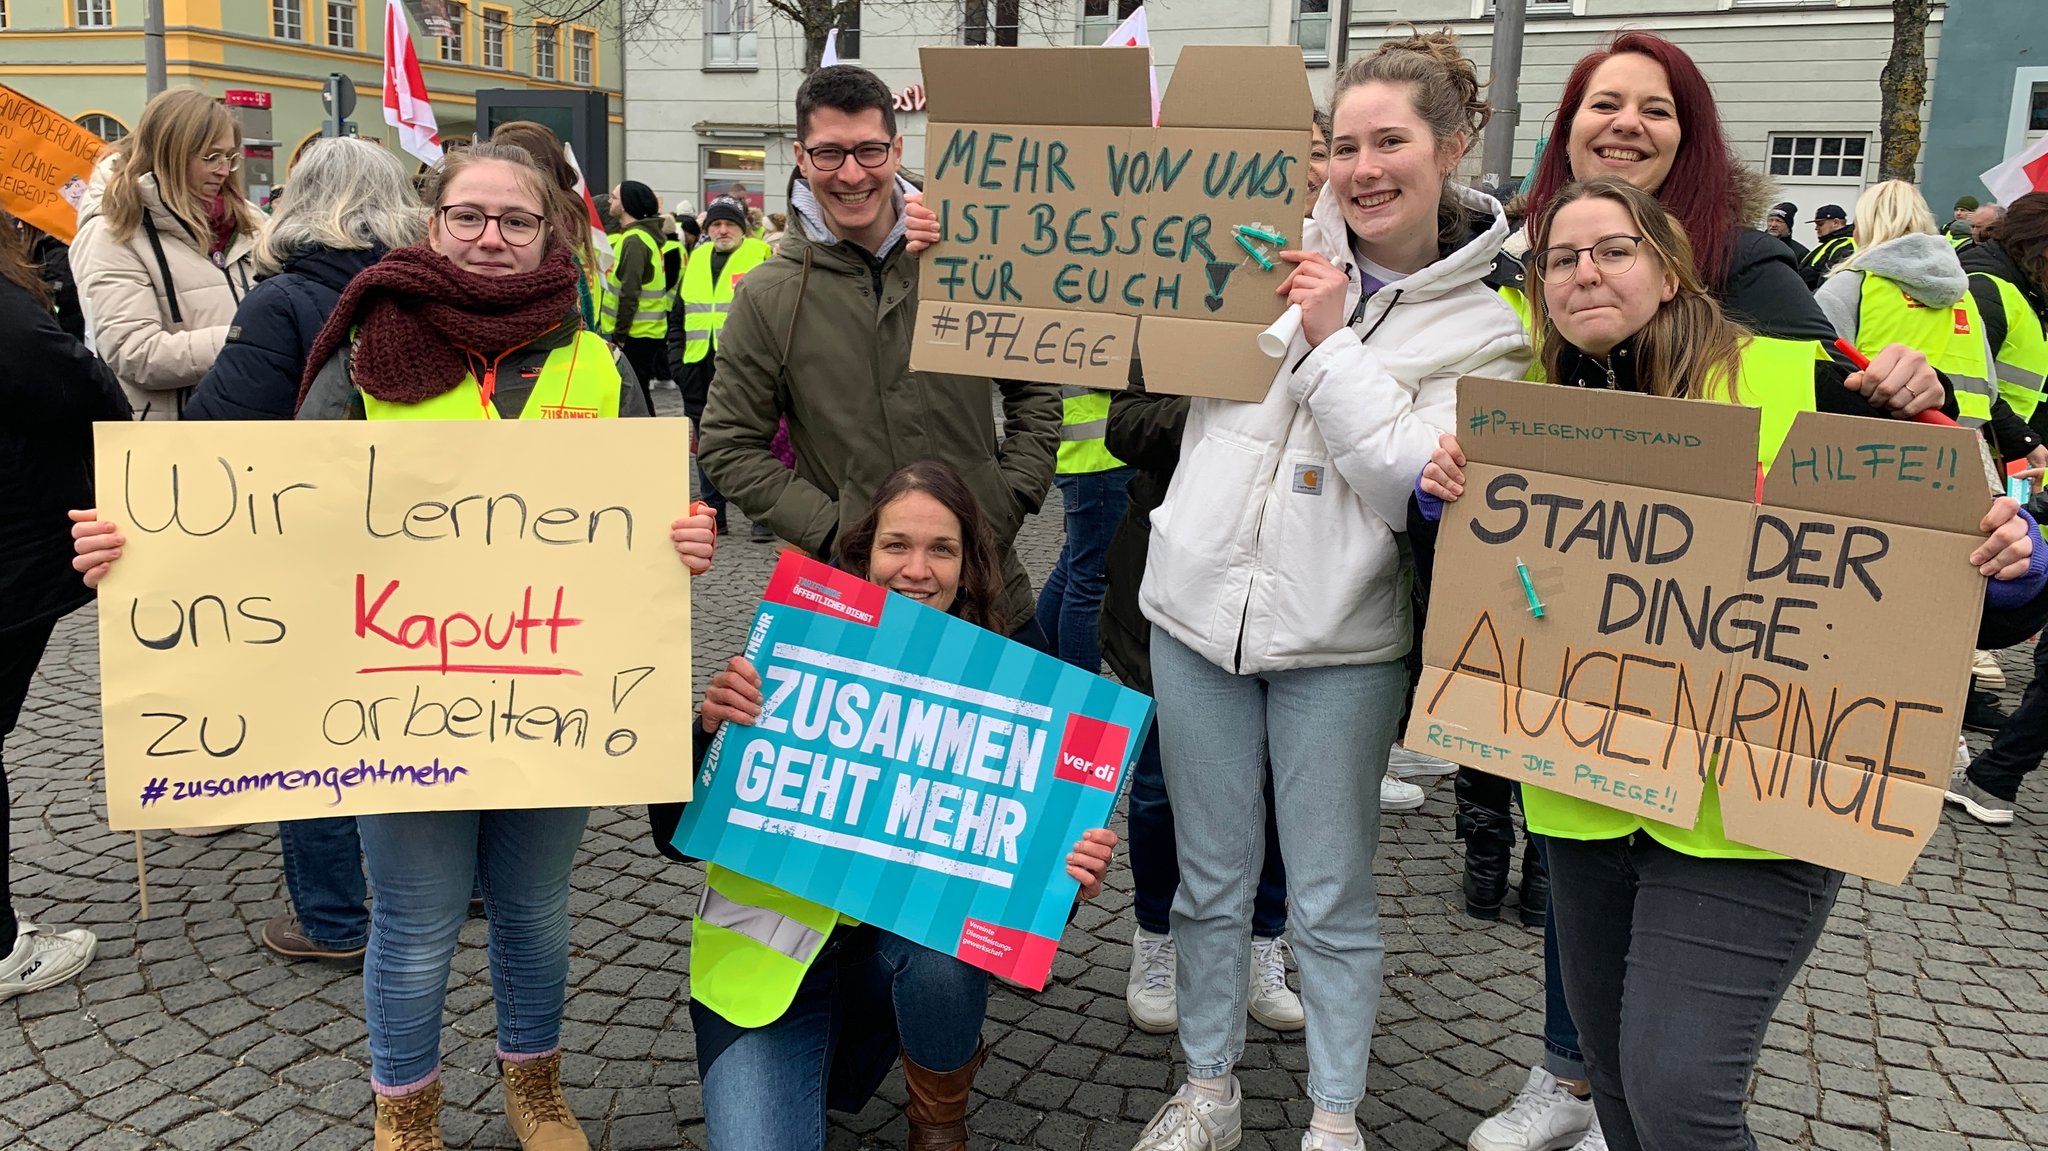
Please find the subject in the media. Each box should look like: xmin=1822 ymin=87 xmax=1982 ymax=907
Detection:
xmin=297 ymin=242 xmax=580 ymax=409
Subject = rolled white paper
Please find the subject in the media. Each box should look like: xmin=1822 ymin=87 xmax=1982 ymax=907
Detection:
xmin=1258 ymin=304 xmax=1304 ymax=359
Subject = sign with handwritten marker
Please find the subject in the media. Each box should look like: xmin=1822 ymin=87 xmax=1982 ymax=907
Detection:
xmin=672 ymin=551 xmax=1155 ymax=990
xmin=93 ymin=420 xmax=695 ymax=830
xmin=0 ymin=84 xmax=108 ymax=243
xmin=1409 ymin=376 xmax=1989 ymax=885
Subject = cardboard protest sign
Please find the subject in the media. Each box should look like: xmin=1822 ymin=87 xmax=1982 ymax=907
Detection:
xmin=911 ymin=45 xmax=1312 ymax=402
xmin=94 ymin=420 xmax=695 ymax=830
xmin=1407 ymin=377 xmax=1989 ymax=884
xmin=0 ymin=85 xmax=107 ymax=243
xmin=673 ymin=551 xmax=1155 ymax=988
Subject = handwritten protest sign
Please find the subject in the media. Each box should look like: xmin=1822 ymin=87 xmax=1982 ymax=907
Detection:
xmin=1407 ymin=377 xmax=1989 ymax=884
xmin=94 ymin=420 xmax=695 ymax=830
xmin=0 ymin=85 xmax=107 ymax=243
xmin=911 ymin=46 xmax=1311 ymax=401
xmin=673 ymin=552 xmax=1155 ymax=988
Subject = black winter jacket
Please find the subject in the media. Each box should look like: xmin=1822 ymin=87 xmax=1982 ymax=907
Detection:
xmin=186 ymin=246 xmax=383 ymax=421
xmin=1 ymin=276 xmax=131 ymax=640
xmin=1724 ymin=228 xmax=1839 ymax=343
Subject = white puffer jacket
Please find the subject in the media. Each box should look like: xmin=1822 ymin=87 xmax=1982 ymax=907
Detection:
xmin=1140 ymin=182 xmax=1531 ymax=674
xmin=69 ymin=160 xmax=258 ymax=420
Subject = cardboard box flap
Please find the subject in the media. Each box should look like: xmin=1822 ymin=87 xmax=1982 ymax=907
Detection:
xmin=1457 ymin=376 xmax=1757 ymax=501
xmin=1157 ymin=45 xmax=1315 ymax=130
xmin=1760 ymin=412 xmax=1992 ymax=532
xmin=920 ymin=47 xmax=1152 ymax=127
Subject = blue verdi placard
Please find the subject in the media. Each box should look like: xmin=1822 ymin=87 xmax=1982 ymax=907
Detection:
xmin=672 ymin=551 xmax=1155 ymax=987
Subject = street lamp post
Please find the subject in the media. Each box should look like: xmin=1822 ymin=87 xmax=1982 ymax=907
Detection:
xmin=1481 ymin=0 xmax=1526 ymax=192
xmin=144 ymin=0 xmax=167 ymax=98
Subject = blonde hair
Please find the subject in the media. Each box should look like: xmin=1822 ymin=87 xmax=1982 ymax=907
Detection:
xmin=256 ymin=138 xmax=426 ymax=275
xmin=1330 ymin=27 xmax=1491 ymax=245
xmin=420 ymin=142 xmax=559 ymax=250
xmin=1845 ymin=179 xmax=1939 ymax=260
xmin=1530 ymin=177 xmax=1746 ymax=401
xmin=99 ymin=88 xmax=263 ymax=243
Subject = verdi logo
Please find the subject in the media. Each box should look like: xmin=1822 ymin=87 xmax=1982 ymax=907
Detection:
xmin=1054 ymin=715 xmax=1129 ymax=792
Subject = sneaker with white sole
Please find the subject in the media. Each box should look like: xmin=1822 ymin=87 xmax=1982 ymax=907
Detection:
xmin=1568 ymin=1112 xmax=1608 ymax=1151
xmin=1389 ymin=745 xmax=1459 ymax=780
xmin=1300 ymin=1125 xmax=1363 ymax=1150
xmin=1955 ymin=736 xmax=1971 ymax=772
xmin=1133 ymin=1082 xmax=1243 ymax=1151
xmin=1972 ymin=649 xmax=2006 ymax=688
xmin=1945 ymin=777 xmax=2016 ymax=826
xmin=1381 ymin=775 xmax=1427 ymax=812
xmin=1127 ymin=928 xmax=1178 ymax=1033
xmin=1468 ymin=1066 xmax=1594 ymax=1151
xmin=0 ymin=922 xmax=97 ymax=1003
xmin=1248 ymin=936 xmax=1304 ymax=1031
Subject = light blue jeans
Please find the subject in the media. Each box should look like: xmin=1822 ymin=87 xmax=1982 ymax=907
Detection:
xmin=1151 ymin=629 xmax=1405 ymax=1112
xmin=356 ymin=807 xmax=589 ymax=1091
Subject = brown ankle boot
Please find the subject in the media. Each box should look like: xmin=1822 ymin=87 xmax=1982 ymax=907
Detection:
xmin=373 ymin=1080 xmax=444 ymax=1151
xmin=902 ymin=1042 xmax=987 ymax=1151
xmin=501 ymin=1052 xmax=590 ymax=1151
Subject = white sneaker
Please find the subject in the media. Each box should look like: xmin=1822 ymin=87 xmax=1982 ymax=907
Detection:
xmin=1381 ymin=775 xmax=1427 ymax=812
xmin=1956 ymin=736 xmax=1972 ymax=772
xmin=0 ymin=923 xmax=97 ymax=1003
xmin=1248 ymin=936 xmax=1304 ymax=1031
xmin=1468 ymin=1066 xmax=1594 ymax=1151
xmin=1568 ymin=1111 xmax=1608 ymax=1151
xmin=1127 ymin=928 xmax=1179 ymax=1034
xmin=1972 ymin=649 xmax=2006 ymax=687
xmin=1133 ymin=1082 xmax=1243 ymax=1151
xmin=1301 ymin=1125 xmax=1363 ymax=1150
xmin=1388 ymin=745 xmax=1459 ymax=780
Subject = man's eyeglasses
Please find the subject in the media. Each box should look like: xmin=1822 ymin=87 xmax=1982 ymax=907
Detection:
xmin=799 ymin=141 xmax=893 ymax=172
xmin=437 ymin=205 xmax=546 ymax=247
xmin=198 ymin=150 xmax=243 ymax=171
xmin=1528 ymin=234 xmax=1647 ymax=285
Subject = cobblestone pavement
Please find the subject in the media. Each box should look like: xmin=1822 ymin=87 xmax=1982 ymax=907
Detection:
xmin=6 ymin=396 xmax=2048 ymax=1149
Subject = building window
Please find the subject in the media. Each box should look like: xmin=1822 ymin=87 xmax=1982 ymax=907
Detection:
xmin=439 ymin=0 xmax=465 ymax=61
xmin=268 ymin=0 xmax=300 ymax=37
xmin=572 ymin=26 xmax=594 ymax=83
xmin=836 ymin=0 xmax=859 ymax=59
xmin=2031 ymin=83 xmax=2048 ymax=135
xmin=76 ymin=113 xmax=128 ymax=142
xmin=1079 ymin=0 xmax=1139 ymax=44
xmin=74 ymin=0 xmax=112 ymax=25
xmin=1486 ymin=0 xmax=1572 ymax=13
xmin=0 ymin=0 xmax=9 ymax=28
xmin=1767 ymin=134 xmax=1867 ymax=182
xmin=535 ymin=21 xmax=557 ymax=78
xmin=707 ymin=0 xmax=757 ymax=68
xmin=703 ymin=145 xmax=766 ymax=213
xmin=326 ymin=0 xmax=356 ymax=48
xmin=1292 ymin=0 xmax=1329 ymax=64
xmin=963 ymin=0 xmax=1017 ymax=45
xmin=482 ymin=8 xmax=506 ymax=67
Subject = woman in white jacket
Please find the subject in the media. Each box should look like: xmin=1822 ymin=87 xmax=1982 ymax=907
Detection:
xmin=1130 ymin=31 xmax=1531 ymax=1151
xmin=69 ymin=87 xmax=262 ymax=421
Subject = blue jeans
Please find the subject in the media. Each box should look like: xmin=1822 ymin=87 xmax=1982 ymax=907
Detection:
xmin=1537 ymin=836 xmax=1587 ymax=1081
xmin=277 ymin=817 xmax=369 ymax=950
xmin=1034 ymin=467 xmax=1132 ymax=673
xmin=694 ymin=926 xmax=987 ymax=1148
xmin=1127 ymin=722 xmax=1288 ymax=939
xmin=1151 ymin=629 xmax=1406 ymax=1112
xmin=357 ymin=807 xmax=589 ymax=1090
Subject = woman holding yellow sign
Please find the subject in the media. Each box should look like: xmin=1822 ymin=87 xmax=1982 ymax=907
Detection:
xmin=1418 ymin=177 xmax=2039 ymax=1151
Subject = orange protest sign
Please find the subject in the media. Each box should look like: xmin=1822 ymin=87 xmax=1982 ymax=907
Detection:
xmin=0 ymin=85 xmax=107 ymax=243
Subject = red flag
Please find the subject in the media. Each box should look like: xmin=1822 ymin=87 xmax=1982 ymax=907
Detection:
xmin=383 ymin=0 xmax=443 ymax=165
xmin=1982 ymin=130 xmax=2048 ymax=205
xmin=562 ymin=141 xmax=613 ymax=274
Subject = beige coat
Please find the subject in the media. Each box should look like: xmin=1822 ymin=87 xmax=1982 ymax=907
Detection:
xmin=69 ymin=164 xmax=259 ymax=420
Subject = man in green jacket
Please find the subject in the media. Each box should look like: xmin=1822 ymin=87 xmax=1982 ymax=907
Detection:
xmin=698 ymin=65 xmax=1061 ymax=636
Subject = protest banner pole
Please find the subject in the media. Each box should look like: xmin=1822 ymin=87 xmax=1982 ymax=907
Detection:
xmin=134 ymin=832 xmax=150 ymax=919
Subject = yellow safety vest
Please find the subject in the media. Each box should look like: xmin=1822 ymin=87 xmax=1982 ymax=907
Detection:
xmin=1057 ymin=386 xmax=1125 ymax=474
xmin=359 ymin=332 xmax=623 ymax=420
xmin=690 ymin=865 xmax=850 ymax=1028
xmin=1521 ymin=335 xmax=1822 ymax=861
xmin=1854 ymin=271 xmax=1997 ymax=426
xmin=1805 ymin=234 xmax=1857 ymax=275
xmin=598 ymin=227 xmax=676 ymax=341
xmin=679 ymin=238 xmax=773 ymax=366
xmin=1973 ymin=272 xmax=2048 ymax=423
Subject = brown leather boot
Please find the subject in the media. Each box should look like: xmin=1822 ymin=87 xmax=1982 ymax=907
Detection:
xmin=901 ymin=1042 xmax=987 ymax=1151
xmin=373 ymin=1079 xmax=444 ymax=1151
xmin=501 ymin=1052 xmax=590 ymax=1151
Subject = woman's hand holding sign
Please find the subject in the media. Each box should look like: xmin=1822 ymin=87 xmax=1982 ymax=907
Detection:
xmin=1977 ymin=497 xmax=2033 ymax=580
xmin=69 ymin=509 xmax=121 ymax=588
xmin=1275 ymin=250 xmax=1351 ymax=348
xmin=1843 ymin=343 xmax=1945 ymax=419
xmin=700 ymin=656 xmax=764 ymax=734
xmin=672 ymin=502 xmax=720 ymax=575
xmin=1067 ymin=828 xmax=1118 ymax=903
xmin=1420 ymin=433 xmax=1467 ymax=503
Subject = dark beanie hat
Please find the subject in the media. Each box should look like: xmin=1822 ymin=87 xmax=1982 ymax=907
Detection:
xmin=703 ymin=196 xmax=750 ymax=230
xmin=618 ymin=180 xmax=659 ymax=221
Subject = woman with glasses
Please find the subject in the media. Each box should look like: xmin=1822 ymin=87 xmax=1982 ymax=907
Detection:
xmin=1420 ymin=177 xmax=2032 ymax=1151
xmin=69 ymin=86 xmax=264 ymax=422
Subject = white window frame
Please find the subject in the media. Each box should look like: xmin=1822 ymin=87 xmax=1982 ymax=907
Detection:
xmin=481 ymin=8 xmax=506 ymax=68
xmin=1077 ymin=0 xmax=1137 ymax=45
xmin=535 ymin=21 xmax=558 ymax=78
xmin=74 ymin=0 xmax=113 ymax=25
xmin=2007 ymin=68 xmax=2048 ymax=154
xmin=268 ymin=0 xmax=300 ymax=38
xmin=835 ymin=0 xmax=859 ymax=59
xmin=440 ymin=0 xmax=465 ymax=61
xmin=0 ymin=0 xmax=10 ymax=29
xmin=1292 ymin=0 xmax=1330 ymax=65
xmin=326 ymin=0 xmax=356 ymax=48
xmin=705 ymin=0 xmax=758 ymax=69
xmin=962 ymin=0 xmax=1018 ymax=46
xmin=77 ymin=113 xmax=128 ymax=142
xmin=572 ymin=27 xmax=594 ymax=84
xmin=1476 ymin=0 xmax=1578 ymax=17
xmin=1766 ymin=133 xmax=1869 ymax=184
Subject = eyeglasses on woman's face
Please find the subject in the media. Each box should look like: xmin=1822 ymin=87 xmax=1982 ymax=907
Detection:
xmin=437 ymin=205 xmax=546 ymax=247
xmin=198 ymin=150 xmax=242 ymax=171
xmin=1529 ymin=234 xmax=1646 ymax=284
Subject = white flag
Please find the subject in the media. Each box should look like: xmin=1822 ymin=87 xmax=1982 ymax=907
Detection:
xmin=821 ymin=28 xmax=840 ymax=68
xmin=1982 ymin=131 xmax=2048 ymax=207
xmin=1101 ymin=7 xmax=1158 ymax=128
xmin=382 ymin=0 xmax=443 ymax=165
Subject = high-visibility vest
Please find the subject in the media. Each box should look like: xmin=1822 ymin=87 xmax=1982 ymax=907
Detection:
xmin=1522 ymin=335 xmax=1821 ymax=861
xmin=1853 ymin=271 xmax=1997 ymax=427
xmin=1057 ymin=386 xmax=1125 ymax=474
xmin=1972 ymin=272 xmax=2048 ymax=423
xmin=690 ymin=864 xmax=849 ymax=1028
xmin=678 ymin=237 xmax=773 ymax=366
xmin=598 ymin=227 xmax=676 ymax=341
xmin=359 ymin=332 xmax=622 ymax=420
xmin=1804 ymin=234 xmax=1857 ymax=276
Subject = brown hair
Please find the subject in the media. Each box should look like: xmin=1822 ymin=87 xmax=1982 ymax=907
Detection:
xmin=420 ymin=142 xmax=560 ymax=252
xmin=1528 ymin=177 xmax=1745 ymax=400
xmin=838 ymin=460 xmax=1006 ymax=633
xmin=1329 ymin=28 xmax=1491 ymax=246
xmin=0 ymin=210 xmax=50 ymax=309
xmin=1985 ymin=192 xmax=2048 ymax=291
xmin=99 ymin=87 xmax=263 ymax=243
xmin=486 ymin=121 xmax=592 ymax=263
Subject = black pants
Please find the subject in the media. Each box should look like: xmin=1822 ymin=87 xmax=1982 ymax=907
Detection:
xmin=1969 ymin=635 xmax=2048 ymax=801
xmin=1548 ymin=834 xmax=1842 ymax=1151
xmin=619 ymin=336 xmax=665 ymax=414
xmin=0 ymin=619 xmax=59 ymax=944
